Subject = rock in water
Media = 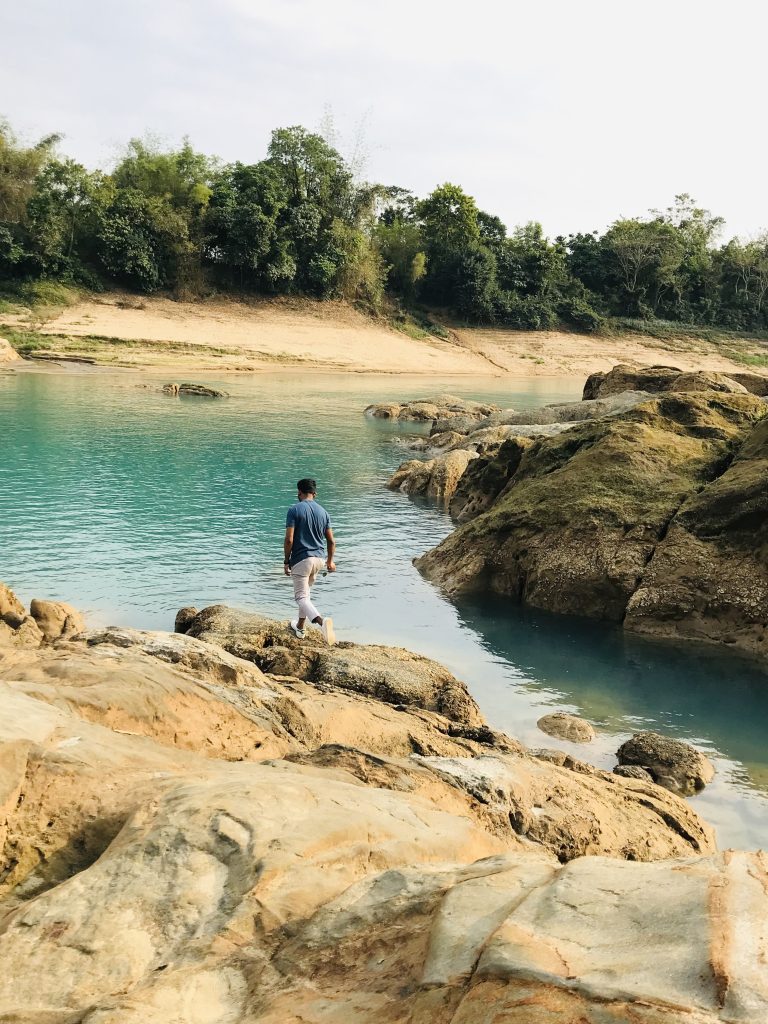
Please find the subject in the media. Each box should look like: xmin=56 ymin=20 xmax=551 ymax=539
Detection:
xmin=388 ymin=449 xmax=479 ymax=503
xmin=162 ymin=382 xmax=228 ymax=398
xmin=617 ymin=731 xmax=715 ymax=795
xmin=625 ymin=415 xmax=768 ymax=658
xmin=537 ymin=712 xmax=595 ymax=743
xmin=416 ymin=392 xmax=768 ymax=656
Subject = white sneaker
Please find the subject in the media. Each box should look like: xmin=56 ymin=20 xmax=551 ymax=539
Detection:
xmin=321 ymin=617 xmax=335 ymax=646
xmin=290 ymin=619 xmax=306 ymax=639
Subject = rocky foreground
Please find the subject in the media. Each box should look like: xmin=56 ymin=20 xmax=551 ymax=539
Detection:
xmin=380 ymin=367 xmax=768 ymax=660
xmin=3 ymin=589 xmax=767 ymax=1021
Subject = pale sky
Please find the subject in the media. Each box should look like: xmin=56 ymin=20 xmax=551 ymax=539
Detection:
xmin=3 ymin=0 xmax=766 ymax=240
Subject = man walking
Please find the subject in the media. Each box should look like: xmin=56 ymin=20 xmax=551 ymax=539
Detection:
xmin=284 ymin=478 xmax=336 ymax=643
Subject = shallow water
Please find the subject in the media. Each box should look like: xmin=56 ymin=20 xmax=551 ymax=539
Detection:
xmin=1 ymin=366 xmax=766 ymax=849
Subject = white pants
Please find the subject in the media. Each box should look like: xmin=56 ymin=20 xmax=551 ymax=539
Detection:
xmin=291 ymin=556 xmax=326 ymax=621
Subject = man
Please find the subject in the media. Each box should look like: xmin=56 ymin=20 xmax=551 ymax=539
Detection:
xmin=284 ymin=478 xmax=336 ymax=643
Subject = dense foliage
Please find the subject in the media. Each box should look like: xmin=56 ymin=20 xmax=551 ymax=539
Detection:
xmin=1 ymin=118 xmax=767 ymax=332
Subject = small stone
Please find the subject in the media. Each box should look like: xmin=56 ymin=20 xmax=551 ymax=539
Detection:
xmin=537 ymin=713 xmax=595 ymax=744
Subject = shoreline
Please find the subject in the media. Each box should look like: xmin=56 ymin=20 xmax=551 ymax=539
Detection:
xmin=3 ymin=291 xmax=767 ymax=378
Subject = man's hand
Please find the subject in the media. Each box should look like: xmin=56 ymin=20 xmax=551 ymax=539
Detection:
xmin=283 ymin=562 xmax=292 ymax=577
xmin=327 ymin=560 xmax=337 ymax=573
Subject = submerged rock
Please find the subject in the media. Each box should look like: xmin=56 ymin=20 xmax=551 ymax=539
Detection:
xmin=537 ymin=712 xmax=595 ymax=743
xmin=616 ymin=731 xmax=715 ymax=795
xmin=162 ymin=382 xmax=228 ymax=398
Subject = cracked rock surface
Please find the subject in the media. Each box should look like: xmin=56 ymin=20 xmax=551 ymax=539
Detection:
xmin=0 ymin=588 xmax=747 ymax=1022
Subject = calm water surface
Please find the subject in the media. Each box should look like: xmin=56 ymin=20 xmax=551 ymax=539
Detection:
xmin=1 ymin=367 xmax=766 ymax=850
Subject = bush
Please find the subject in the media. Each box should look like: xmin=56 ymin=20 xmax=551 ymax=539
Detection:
xmin=558 ymin=297 xmax=605 ymax=333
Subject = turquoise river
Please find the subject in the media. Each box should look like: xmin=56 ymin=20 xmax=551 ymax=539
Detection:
xmin=1 ymin=366 xmax=766 ymax=850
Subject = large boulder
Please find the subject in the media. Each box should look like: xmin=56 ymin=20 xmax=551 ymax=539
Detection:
xmin=388 ymin=449 xmax=479 ymax=503
xmin=624 ymin=416 xmax=768 ymax=657
xmin=616 ymin=731 xmax=715 ymax=796
xmin=417 ymin=393 xmax=767 ymax=627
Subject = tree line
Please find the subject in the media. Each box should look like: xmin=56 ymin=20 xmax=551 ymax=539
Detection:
xmin=1 ymin=119 xmax=767 ymax=333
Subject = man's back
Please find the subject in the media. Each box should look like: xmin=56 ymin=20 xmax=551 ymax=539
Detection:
xmin=286 ymin=500 xmax=330 ymax=566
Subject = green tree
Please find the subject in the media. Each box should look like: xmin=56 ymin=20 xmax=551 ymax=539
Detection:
xmin=417 ymin=183 xmax=481 ymax=304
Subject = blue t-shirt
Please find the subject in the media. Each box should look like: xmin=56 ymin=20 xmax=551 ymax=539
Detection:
xmin=286 ymin=500 xmax=331 ymax=566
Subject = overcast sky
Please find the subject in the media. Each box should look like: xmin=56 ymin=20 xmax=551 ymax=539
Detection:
xmin=3 ymin=0 xmax=766 ymax=240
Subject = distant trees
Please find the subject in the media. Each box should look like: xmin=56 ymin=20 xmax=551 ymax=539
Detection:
xmin=0 ymin=119 xmax=766 ymax=333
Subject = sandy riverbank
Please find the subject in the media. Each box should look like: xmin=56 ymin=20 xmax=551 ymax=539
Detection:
xmin=2 ymin=292 xmax=766 ymax=376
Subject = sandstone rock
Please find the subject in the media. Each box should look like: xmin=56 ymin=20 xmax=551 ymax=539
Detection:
xmin=537 ymin=712 xmax=595 ymax=743
xmin=183 ymin=605 xmax=484 ymax=725
xmin=407 ymin=428 xmax=467 ymax=453
xmin=625 ymin=415 xmax=768 ymax=658
xmin=417 ymin=393 xmax=767 ymax=632
xmin=450 ymin=436 xmax=532 ymax=523
xmin=727 ymin=370 xmax=768 ymax=396
xmin=583 ymin=363 xmax=684 ymax=398
xmin=476 ymin=390 xmax=652 ymax=428
xmin=614 ymin=764 xmax=655 ymax=782
xmin=388 ymin=449 xmax=479 ymax=503
xmin=583 ymin=362 xmax=752 ymax=400
xmin=0 ymin=582 xmax=26 ymax=628
xmin=0 ymin=338 xmax=20 ymax=363
xmin=415 ymin=752 xmax=713 ymax=860
xmin=365 ymin=394 xmax=499 ymax=425
xmin=617 ymin=731 xmax=715 ymax=795
xmin=671 ymin=370 xmax=748 ymax=394
xmin=30 ymin=598 xmax=85 ymax=641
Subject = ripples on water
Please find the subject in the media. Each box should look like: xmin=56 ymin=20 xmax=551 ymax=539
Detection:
xmin=1 ymin=367 xmax=766 ymax=849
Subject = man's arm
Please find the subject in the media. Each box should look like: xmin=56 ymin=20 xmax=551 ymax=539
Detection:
xmin=325 ymin=527 xmax=336 ymax=572
xmin=283 ymin=527 xmax=294 ymax=575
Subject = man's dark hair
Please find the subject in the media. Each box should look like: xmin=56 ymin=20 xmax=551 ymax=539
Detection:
xmin=297 ymin=478 xmax=317 ymax=495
